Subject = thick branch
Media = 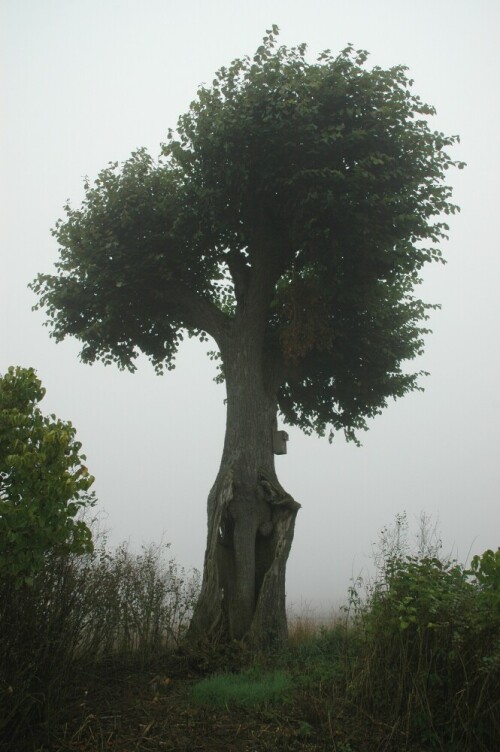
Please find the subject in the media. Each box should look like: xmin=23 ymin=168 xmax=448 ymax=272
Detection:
xmin=163 ymin=280 xmax=231 ymax=346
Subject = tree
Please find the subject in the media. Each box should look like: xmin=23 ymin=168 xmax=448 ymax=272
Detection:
xmin=0 ymin=367 xmax=95 ymax=586
xmin=31 ymin=28 xmax=462 ymax=644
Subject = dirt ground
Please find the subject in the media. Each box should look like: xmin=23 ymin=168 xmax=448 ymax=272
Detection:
xmin=39 ymin=657 xmax=369 ymax=752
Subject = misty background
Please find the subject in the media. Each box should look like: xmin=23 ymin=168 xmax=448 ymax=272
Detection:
xmin=1 ymin=0 xmax=499 ymax=612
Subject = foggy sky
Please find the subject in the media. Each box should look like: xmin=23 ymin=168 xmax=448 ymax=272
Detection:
xmin=2 ymin=0 xmax=499 ymax=612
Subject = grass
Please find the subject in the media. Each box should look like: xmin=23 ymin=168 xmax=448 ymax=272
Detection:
xmin=191 ymin=669 xmax=291 ymax=707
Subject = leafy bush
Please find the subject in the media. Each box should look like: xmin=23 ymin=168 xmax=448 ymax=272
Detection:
xmin=0 ymin=366 xmax=95 ymax=586
xmin=346 ymin=516 xmax=500 ymax=750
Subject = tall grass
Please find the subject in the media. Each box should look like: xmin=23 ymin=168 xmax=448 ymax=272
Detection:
xmin=0 ymin=537 xmax=200 ymax=749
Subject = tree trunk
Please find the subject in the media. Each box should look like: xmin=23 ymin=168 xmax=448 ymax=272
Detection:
xmin=188 ymin=337 xmax=300 ymax=647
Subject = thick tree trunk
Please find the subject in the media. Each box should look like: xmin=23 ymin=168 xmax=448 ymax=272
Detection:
xmin=189 ymin=337 xmax=300 ymax=647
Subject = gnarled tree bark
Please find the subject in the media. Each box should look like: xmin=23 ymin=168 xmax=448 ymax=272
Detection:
xmin=189 ymin=330 xmax=300 ymax=647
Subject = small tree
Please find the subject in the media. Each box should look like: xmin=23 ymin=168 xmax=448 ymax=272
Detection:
xmin=0 ymin=366 xmax=95 ymax=586
xmin=32 ymin=29 xmax=462 ymax=644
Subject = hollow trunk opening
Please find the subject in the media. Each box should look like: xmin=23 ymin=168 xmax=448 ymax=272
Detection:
xmin=188 ymin=340 xmax=300 ymax=647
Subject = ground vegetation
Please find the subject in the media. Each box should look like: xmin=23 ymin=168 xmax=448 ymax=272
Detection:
xmin=1 ymin=516 xmax=497 ymax=752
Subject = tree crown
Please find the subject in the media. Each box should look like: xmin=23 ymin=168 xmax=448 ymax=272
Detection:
xmin=32 ymin=28 xmax=463 ymax=441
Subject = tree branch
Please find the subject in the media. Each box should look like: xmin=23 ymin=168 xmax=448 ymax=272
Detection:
xmin=163 ymin=280 xmax=231 ymax=346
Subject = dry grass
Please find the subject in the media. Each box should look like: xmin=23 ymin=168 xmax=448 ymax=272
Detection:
xmin=287 ymin=609 xmax=342 ymax=647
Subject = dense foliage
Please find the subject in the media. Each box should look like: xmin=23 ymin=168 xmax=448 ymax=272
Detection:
xmin=0 ymin=366 xmax=95 ymax=585
xmin=31 ymin=27 xmax=463 ymax=442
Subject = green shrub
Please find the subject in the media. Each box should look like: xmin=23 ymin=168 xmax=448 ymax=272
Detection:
xmin=345 ymin=517 xmax=500 ymax=750
xmin=0 ymin=366 xmax=95 ymax=586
